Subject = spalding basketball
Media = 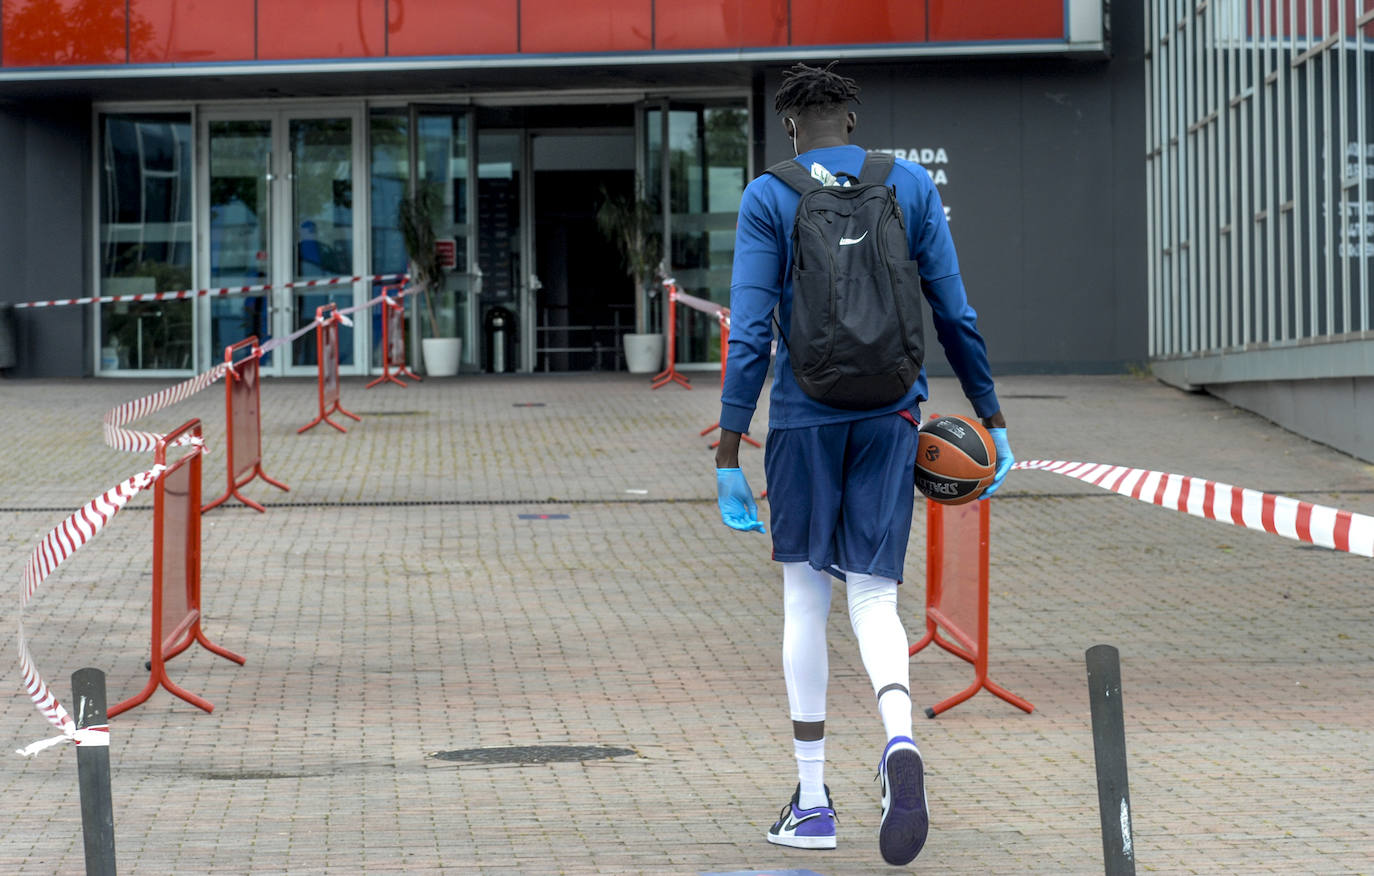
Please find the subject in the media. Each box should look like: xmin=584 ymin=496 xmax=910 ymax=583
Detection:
xmin=915 ymin=415 xmax=996 ymax=505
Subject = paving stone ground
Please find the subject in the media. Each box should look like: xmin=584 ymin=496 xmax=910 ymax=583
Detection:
xmin=0 ymin=370 xmax=1370 ymax=875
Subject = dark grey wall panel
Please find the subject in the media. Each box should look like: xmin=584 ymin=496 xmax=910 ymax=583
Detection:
xmin=1109 ymin=1 xmax=1149 ymax=376
xmin=0 ymin=109 xmax=23 ymax=302
xmin=0 ymin=101 xmax=92 ymax=377
xmin=1017 ymin=67 xmax=1117 ymax=366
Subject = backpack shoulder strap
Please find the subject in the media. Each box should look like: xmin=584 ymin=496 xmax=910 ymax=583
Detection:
xmin=766 ymin=159 xmax=821 ymax=195
xmin=857 ymin=151 xmax=895 ymax=186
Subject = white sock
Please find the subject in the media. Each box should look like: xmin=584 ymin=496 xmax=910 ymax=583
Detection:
xmin=794 ymin=738 xmax=828 ymax=809
xmin=878 ymin=687 xmax=915 ymax=744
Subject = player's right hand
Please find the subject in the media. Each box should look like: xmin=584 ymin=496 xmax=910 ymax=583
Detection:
xmin=716 ymin=467 xmax=766 ymax=533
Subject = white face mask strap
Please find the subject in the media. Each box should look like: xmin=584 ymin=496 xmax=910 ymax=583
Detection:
xmin=787 ymin=117 xmax=799 ymax=156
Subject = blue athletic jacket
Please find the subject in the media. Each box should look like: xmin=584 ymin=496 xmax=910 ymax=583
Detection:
xmin=720 ymin=144 xmax=1000 ymax=434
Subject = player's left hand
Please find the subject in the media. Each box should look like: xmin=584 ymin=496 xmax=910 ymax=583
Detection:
xmin=981 ymin=427 xmax=1014 ymax=498
xmin=716 ymin=467 xmax=766 ymax=533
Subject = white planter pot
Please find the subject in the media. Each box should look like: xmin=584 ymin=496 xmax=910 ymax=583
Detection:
xmin=623 ymin=333 xmax=664 ymax=374
xmin=421 ymin=338 xmax=462 ymax=377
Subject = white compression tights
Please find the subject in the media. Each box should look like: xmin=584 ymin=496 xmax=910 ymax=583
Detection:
xmin=782 ymin=562 xmax=913 ymax=739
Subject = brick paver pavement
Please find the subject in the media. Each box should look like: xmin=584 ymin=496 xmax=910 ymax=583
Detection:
xmin=0 ymin=371 xmax=1370 ymax=875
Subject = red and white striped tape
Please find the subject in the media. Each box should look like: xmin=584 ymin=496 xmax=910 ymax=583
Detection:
xmin=667 ymin=281 xmax=732 ymax=328
xmin=17 ymin=466 xmax=165 ymax=757
xmin=12 ymin=273 xmax=408 ymax=310
xmin=18 ymin=283 xmax=425 ymax=755
xmin=1012 ymin=459 xmax=1374 ymax=557
xmin=99 ymin=285 xmax=419 ymax=452
xmin=103 ymin=364 xmax=229 ymax=453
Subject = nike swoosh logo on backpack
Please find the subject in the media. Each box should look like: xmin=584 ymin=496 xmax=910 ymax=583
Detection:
xmin=839 ymin=231 xmax=869 ymax=246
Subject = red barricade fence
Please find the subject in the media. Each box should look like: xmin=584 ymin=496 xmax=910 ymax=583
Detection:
xmin=909 ymin=498 xmax=1034 ymax=718
xmin=298 ymin=303 xmax=362 ymax=434
xmin=108 ymin=419 xmax=245 ymax=717
xmin=700 ymin=311 xmax=762 ymax=451
xmin=203 ymin=336 xmax=290 ymax=513
xmin=651 ymin=280 xmax=691 ymax=390
xmin=366 ymin=286 xmax=421 ymax=389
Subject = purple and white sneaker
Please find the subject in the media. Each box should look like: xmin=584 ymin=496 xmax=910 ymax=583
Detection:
xmin=765 ymin=784 xmax=837 ymax=849
xmin=877 ymin=736 xmax=929 ymax=865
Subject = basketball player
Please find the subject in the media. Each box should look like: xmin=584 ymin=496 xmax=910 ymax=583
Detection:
xmin=713 ymin=62 xmax=1013 ymax=866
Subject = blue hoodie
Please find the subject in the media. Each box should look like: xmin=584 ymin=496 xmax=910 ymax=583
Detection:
xmin=720 ymin=144 xmax=1000 ymax=434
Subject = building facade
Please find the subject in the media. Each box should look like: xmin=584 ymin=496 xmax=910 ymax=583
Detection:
xmin=0 ymin=0 xmax=1139 ymax=387
xmin=1146 ymin=0 xmax=1374 ymax=462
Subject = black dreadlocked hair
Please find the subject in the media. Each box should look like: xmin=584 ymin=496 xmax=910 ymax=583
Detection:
xmin=773 ymin=61 xmax=862 ymax=115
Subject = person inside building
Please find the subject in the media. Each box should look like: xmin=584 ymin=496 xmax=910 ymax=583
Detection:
xmin=712 ymin=61 xmax=1013 ymax=866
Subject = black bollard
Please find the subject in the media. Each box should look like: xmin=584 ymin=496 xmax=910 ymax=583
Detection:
xmin=71 ymin=668 xmax=117 ymax=876
xmin=1085 ymin=644 xmax=1135 ymax=876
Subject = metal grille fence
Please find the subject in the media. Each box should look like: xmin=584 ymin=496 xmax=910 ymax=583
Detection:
xmin=1147 ymin=0 xmax=1374 ymax=365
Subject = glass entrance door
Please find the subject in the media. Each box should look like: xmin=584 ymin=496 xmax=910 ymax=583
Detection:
xmin=643 ymin=100 xmax=749 ymax=366
xmin=202 ymin=108 xmax=366 ymax=375
xmin=415 ymin=108 xmax=478 ymax=371
xmin=476 ymin=129 xmax=535 ymax=372
xmin=206 ymin=116 xmax=272 ymax=366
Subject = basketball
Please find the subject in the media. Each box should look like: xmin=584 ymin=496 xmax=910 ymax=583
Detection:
xmin=915 ymin=415 xmax=996 ymax=505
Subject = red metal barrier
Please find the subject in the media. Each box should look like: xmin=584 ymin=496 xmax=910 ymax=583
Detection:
xmin=909 ymin=498 xmax=1034 ymax=718
xmin=651 ymin=282 xmax=691 ymax=390
xmin=203 ymin=336 xmax=291 ymax=513
xmin=700 ymin=311 xmax=762 ymax=450
xmin=366 ymin=286 xmax=421 ymax=389
xmin=109 ymin=419 xmax=245 ymax=717
xmin=298 ymin=303 xmax=362 ymax=434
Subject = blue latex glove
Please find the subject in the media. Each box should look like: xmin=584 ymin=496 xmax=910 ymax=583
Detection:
xmin=716 ymin=468 xmax=766 ymax=533
xmin=981 ymin=427 xmax=1014 ymax=499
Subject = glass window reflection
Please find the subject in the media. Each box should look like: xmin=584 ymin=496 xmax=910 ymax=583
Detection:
xmin=370 ymin=109 xmax=409 ymax=369
xmin=291 ymin=117 xmax=355 ymax=366
xmin=208 ymin=119 xmax=273 ymax=361
xmin=646 ymin=102 xmax=748 ymax=365
xmin=98 ymin=113 xmax=193 ymax=372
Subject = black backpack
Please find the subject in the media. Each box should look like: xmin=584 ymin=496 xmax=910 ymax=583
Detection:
xmin=767 ymin=152 xmax=925 ymax=410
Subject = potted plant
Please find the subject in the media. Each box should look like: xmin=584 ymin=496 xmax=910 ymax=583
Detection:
xmin=596 ymin=183 xmax=664 ymax=374
xmin=398 ymin=184 xmax=461 ymax=376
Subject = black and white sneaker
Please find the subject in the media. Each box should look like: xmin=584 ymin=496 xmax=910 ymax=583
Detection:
xmin=766 ymin=784 xmax=837 ymax=849
xmin=876 ymin=736 xmax=929 ymax=865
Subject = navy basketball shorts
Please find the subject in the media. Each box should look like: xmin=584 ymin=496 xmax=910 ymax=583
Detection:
xmin=763 ymin=410 xmax=919 ymax=582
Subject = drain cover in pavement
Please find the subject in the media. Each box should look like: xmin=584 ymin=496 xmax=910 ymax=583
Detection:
xmin=430 ymin=744 xmax=636 ymax=764
xmin=513 ymin=402 xmax=546 ymax=407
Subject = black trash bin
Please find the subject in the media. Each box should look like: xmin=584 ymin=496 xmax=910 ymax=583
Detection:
xmin=483 ymin=306 xmax=516 ymax=373
xmin=0 ymin=303 xmax=16 ymax=371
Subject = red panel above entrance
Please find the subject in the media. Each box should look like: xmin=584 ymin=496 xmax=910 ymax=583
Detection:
xmin=130 ymin=0 xmax=256 ymax=63
xmin=927 ymin=0 xmax=1065 ymax=41
xmin=0 ymin=0 xmax=1079 ymax=68
xmin=789 ymin=0 xmax=926 ymax=46
xmin=2 ymin=0 xmax=126 ymax=66
xmin=653 ymin=0 xmax=788 ymax=50
xmin=386 ymin=0 xmax=519 ymax=56
xmin=256 ymin=0 xmax=387 ymax=60
xmin=520 ymin=0 xmax=652 ymax=53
